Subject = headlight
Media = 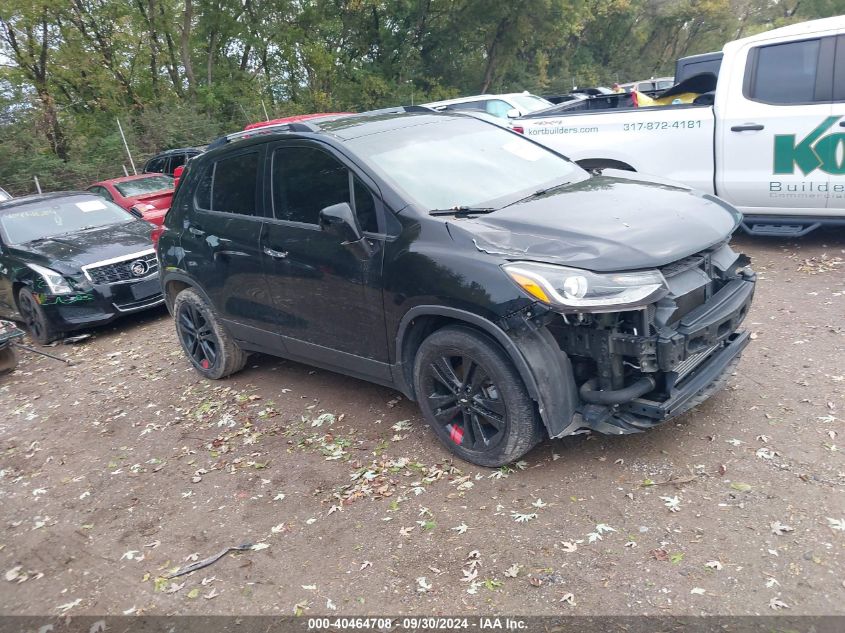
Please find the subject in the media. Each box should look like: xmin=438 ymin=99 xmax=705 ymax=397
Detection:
xmin=503 ymin=261 xmax=667 ymax=312
xmin=27 ymin=263 xmax=74 ymax=295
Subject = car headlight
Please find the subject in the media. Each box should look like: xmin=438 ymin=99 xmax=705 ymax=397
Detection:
xmin=27 ymin=263 xmax=74 ymax=295
xmin=503 ymin=261 xmax=667 ymax=312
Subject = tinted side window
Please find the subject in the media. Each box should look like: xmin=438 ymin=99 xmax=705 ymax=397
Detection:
xmin=169 ymin=154 xmax=187 ymax=172
xmin=353 ymin=178 xmax=378 ymax=233
xmin=146 ymin=157 xmax=166 ymax=173
xmin=210 ymin=152 xmax=259 ymax=215
xmin=194 ymin=152 xmax=259 ymax=215
xmin=748 ymin=39 xmax=821 ymax=104
xmin=194 ymin=165 xmax=213 ymax=210
xmin=272 ymin=147 xmax=349 ymax=225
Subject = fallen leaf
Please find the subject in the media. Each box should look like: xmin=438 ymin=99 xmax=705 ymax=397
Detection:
xmin=561 ymin=541 xmax=577 ymax=553
xmin=690 ymin=587 xmax=706 ymax=595
xmin=769 ymin=597 xmax=789 ymax=610
xmin=451 ymin=523 xmax=469 ymax=534
xmin=660 ymin=496 xmax=681 ymax=512
xmin=559 ymin=592 xmax=576 ymax=605
xmin=251 ymin=543 xmax=270 ymax=551
xmin=704 ymin=560 xmax=723 ymax=570
xmin=360 ymin=561 xmax=372 ymax=570
xmin=416 ymin=576 xmax=432 ymax=593
xmin=5 ymin=566 xmax=21 ymax=582
xmin=770 ymin=521 xmax=794 ymax=536
xmin=730 ymin=482 xmax=752 ymax=492
xmin=56 ymin=598 xmax=81 ymax=613
xmin=826 ymin=517 xmax=845 ymax=532
xmin=511 ymin=512 xmax=537 ymax=523
xmin=503 ymin=563 xmax=520 ymax=578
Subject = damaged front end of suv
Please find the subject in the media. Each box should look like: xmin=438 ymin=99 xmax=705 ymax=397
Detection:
xmin=500 ymin=241 xmax=755 ymax=436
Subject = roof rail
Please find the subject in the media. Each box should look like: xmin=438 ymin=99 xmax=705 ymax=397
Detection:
xmin=207 ymin=105 xmax=438 ymax=149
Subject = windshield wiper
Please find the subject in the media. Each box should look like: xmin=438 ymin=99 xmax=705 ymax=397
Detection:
xmin=429 ymin=206 xmax=496 ymax=217
xmin=504 ymin=180 xmax=573 ymax=208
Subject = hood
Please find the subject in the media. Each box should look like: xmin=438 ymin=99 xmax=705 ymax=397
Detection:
xmin=12 ymin=220 xmax=155 ymax=274
xmin=447 ymin=173 xmax=740 ymax=272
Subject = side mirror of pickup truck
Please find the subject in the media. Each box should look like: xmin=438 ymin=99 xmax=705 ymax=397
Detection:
xmin=319 ymin=202 xmax=362 ymax=244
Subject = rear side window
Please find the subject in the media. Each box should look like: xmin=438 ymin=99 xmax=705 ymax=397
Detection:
xmin=272 ymin=146 xmax=379 ymax=232
xmin=169 ymin=154 xmax=187 ymax=172
xmin=145 ymin=156 xmax=166 ymax=173
xmin=194 ymin=152 xmax=260 ymax=216
xmin=747 ymin=39 xmax=821 ymax=104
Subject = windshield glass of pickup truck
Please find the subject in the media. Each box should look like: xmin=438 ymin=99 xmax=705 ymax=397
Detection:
xmin=351 ymin=118 xmax=586 ymax=210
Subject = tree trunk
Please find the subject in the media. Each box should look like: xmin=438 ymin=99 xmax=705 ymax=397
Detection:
xmin=181 ymin=0 xmax=196 ymax=94
xmin=36 ymin=85 xmax=69 ymax=161
xmin=480 ymin=18 xmax=510 ymax=93
xmin=207 ymin=30 xmax=217 ymax=87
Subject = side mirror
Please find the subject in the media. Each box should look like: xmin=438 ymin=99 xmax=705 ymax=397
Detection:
xmin=318 ymin=202 xmax=362 ymax=244
xmin=506 ymin=108 xmax=520 ymax=119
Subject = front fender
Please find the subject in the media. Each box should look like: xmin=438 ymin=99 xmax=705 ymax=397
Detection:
xmin=394 ymin=305 xmax=579 ymax=439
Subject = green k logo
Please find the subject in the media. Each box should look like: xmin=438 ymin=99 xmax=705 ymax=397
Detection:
xmin=774 ymin=116 xmax=845 ymax=175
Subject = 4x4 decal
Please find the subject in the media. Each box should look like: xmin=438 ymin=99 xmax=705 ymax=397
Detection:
xmin=774 ymin=116 xmax=845 ymax=175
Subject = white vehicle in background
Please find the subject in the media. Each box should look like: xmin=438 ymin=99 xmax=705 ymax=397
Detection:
xmin=424 ymin=92 xmax=553 ymax=120
xmin=516 ymin=16 xmax=845 ymax=237
xmin=619 ymin=77 xmax=675 ymax=93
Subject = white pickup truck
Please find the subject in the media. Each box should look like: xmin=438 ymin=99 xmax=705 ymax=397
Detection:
xmin=517 ymin=16 xmax=845 ymax=237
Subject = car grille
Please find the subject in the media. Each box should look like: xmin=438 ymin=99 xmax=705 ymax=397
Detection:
xmin=83 ymin=251 xmax=158 ymax=285
xmin=674 ymin=343 xmax=719 ymax=382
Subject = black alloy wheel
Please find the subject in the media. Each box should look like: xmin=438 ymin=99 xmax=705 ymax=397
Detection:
xmin=17 ymin=288 xmax=56 ymax=345
xmin=413 ymin=325 xmax=543 ymax=467
xmin=425 ymin=353 xmax=507 ymax=452
xmin=177 ymin=300 xmax=218 ymax=371
xmin=172 ymin=288 xmax=247 ymax=380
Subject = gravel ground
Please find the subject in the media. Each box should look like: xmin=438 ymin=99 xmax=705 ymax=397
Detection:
xmin=0 ymin=230 xmax=843 ymax=617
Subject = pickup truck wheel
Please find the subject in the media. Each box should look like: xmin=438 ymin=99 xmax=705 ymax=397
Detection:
xmin=173 ymin=288 xmax=247 ymax=380
xmin=413 ymin=325 xmax=543 ymax=467
xmin=17 ymin=288 xmax=57 ymax=345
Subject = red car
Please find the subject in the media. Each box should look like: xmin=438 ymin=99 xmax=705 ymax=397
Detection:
xmin=86 ymin=174 xmax=174 ymax=225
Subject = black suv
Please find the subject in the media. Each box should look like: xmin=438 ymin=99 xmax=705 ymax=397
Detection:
xmin=157 ymin=112 xmax=755 ymax=466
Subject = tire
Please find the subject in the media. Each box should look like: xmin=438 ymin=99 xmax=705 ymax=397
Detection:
xmin=0 ymin=346 xmax=17 ymax=374
xmin=17 ymin=288 xmax=57 ymax=345
xmin=173 ymin=287 xmax=247 ymax=379
xmin=413 ymin=325 xmax=544 ymax=467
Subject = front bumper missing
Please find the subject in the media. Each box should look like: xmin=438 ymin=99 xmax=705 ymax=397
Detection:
xmin=581 ymin=330 xmax=749 ymax=435
xmin=561 ymin=275 xmax=755 ymax=436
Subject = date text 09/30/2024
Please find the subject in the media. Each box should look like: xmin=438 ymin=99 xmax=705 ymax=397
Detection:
xmin=307 ymin=617 xmax=527 ymax=630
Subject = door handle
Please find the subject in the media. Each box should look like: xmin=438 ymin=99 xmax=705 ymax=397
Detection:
xmin=731 ymin=124 xmax=764 ymax=132
xmin=839 ymin=121 xmax=845 ymax=127
xmin=188 ymin=226 xmax=205 ymax=236
xmin=263 ymin=247 xmax=288 ymax=259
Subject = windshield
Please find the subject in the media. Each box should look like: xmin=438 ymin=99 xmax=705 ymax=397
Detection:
xmin=349 ymin=118 xmax=587 ymax=210
xmin=0 ymin=196 xmax=133 ymax=244
xmin=509 ymin=94 xmax=553 ymax=113
xmin=114 ymin=175 xmax=174 ymax=197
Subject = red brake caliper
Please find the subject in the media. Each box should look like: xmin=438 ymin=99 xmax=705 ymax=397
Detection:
xmin=446 ymin=423 xmax=464 ymax=445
